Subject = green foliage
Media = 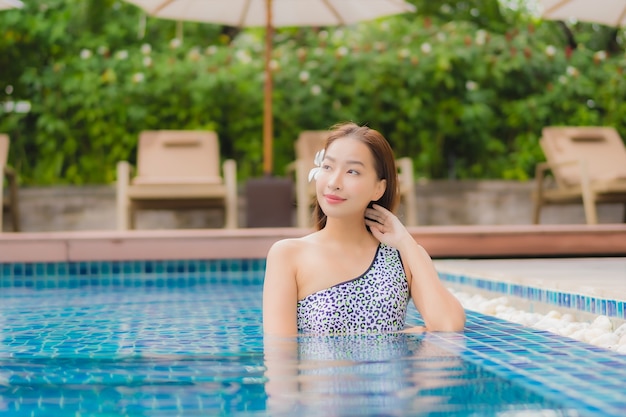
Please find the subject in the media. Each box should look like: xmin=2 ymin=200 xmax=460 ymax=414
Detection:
xmin=1 ymin=0 xmax=626 ymax=185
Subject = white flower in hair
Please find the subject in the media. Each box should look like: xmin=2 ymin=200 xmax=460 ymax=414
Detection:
xmin=308 ymin=149 xmax=325 ymax=182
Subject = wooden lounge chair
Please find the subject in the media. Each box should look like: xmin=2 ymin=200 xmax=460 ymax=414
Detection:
xmin=532 ymin=126 xmax=626 ymax=225
xmin=0 ymin=134 xmax=20 ymax=232
xmin=116 ymin=130 xmax=238 ymax=230
xmin=286 ymin=130 xmax=417 ymax=228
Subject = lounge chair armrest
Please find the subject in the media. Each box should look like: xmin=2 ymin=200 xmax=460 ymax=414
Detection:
xmin=534 ymin=159 xmax=584 ymax=178
xmin=534 ymin=161 xmax=560 ymax=192
xmin=536 ymin=158 xmax=581 ymax=172
xmin=535 ymin=159 xmax=586 ymax=188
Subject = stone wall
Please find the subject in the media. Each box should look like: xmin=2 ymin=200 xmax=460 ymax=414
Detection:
xmin=413 ymin=180 xmax=623 ymax=226
xmin=2 ymin=180 xmax=624 ymax=232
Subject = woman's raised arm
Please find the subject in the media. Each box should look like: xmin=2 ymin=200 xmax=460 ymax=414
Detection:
xmin=366 ymin=204 xmax=466 ymax=332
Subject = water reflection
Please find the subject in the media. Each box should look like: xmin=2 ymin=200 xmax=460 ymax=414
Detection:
xmin=264 ymin=333 xmax=468 ymax=415
xmin=264 ymin=332 xmax=574 ymax=416
xmin=0 ymin=285 xmax=581 ymax=416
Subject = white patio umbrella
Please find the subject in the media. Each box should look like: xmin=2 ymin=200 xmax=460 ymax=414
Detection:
xmin=123 ymin=0 xmax=416 ymax=176
xmin=538 ymin=0 xmax=626 ymax=27
xmin=0 ymin=0 xmax=24 ymax=10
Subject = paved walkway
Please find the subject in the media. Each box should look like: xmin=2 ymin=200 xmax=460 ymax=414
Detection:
xmin=434 ymin=257 xmax=626 ymax=301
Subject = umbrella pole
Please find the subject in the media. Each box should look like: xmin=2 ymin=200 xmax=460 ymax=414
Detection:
xmin=263 ymin=0 xmax=274 ymax=176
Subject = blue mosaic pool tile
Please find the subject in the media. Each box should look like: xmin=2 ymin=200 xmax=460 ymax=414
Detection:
xmin=423 ymin=310 xmax=626 ymax=417
xmin=0 ymin=258 xmax=268 ymax=289
xmin=1 ymin=284 xmax=624 ymax=416
xmin=1 ymin=259 xmax=623 ymax=324
xmin=439 ymin=271 xmax=626 ymax=320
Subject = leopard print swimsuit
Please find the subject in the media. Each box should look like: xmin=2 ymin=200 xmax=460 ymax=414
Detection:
xmin=297 ymin=243 xmax=410 ymax=335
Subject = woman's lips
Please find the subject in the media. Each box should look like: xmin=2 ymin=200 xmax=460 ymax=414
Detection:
xmin=324 ymin=194 xmax=346 ymax=204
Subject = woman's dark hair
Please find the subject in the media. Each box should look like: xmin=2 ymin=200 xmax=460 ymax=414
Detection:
xmin=313 ymin=122 xmax=399 ymax=230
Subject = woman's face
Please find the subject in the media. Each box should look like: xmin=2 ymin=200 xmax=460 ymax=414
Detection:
xmin=315 ymin=136 xmax=386 ymax=219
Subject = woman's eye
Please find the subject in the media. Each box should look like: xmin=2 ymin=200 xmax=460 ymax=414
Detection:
xmin=348 ymin=169 xmax=360 ymax=175
xmin=321 ymin=164 xmax=331 ymax=170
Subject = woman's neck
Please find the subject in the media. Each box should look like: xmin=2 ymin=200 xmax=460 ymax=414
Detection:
xmin=320 ymin=216 xmax=376 ymax=247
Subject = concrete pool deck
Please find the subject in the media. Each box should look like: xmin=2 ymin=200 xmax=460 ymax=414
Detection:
xmin=435 ymin=256 xmax=626 ymax=326
xmin=434 ymin=257 xmax=626 ymax=302
xmin=1 ymin=224 xmax=625 ymax=261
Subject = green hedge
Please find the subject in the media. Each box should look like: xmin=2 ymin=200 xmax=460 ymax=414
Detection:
xmin=1 ymin=1 xmax=625 ymax=185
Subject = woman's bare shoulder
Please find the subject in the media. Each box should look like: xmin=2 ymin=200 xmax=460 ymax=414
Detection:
xmin=267 ymin=234 xmax=318 ymax=257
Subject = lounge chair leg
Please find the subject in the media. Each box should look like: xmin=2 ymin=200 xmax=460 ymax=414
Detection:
xmin=531 ymin=192 xmax=544 ymax=225
xmin=531 ymin=201 xmax=541 ymax=225
xmin=128 ymin=206 xmax=136 ymax=230
xmin=116 ymin=161 xmax=131 ymax=230
xmin=531 ymin=165 xmax=549 ymax=225
xmin=224 ymin=202 xmax=237 ymax=229
xmin=8 ymin=170 xmax=19 ymax=232
xmin=396 ymin=157 xmax=417 ymax=226
xmin=0 ymin=186 xmax=3 ymax=232
xmin=295 ymin=159 xmax=311 ymax=228
xmin=223 ymin=159 xmax=238 ymax=229
xmin=581 ymin=194 xmax=598 ymax=225
xmin=296 ymin=201 xmax=310 ymax=229
xmin=403 ymin=192 xmax=417 ymax=227
xmin=225 ymin=207 xmax=237 ymax=229
xmin=579 ymin=161 xmax=598 ymax=225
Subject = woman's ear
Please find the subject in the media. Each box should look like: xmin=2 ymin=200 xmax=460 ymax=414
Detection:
xmin=372 ymin=178 xmax=386 ymax=201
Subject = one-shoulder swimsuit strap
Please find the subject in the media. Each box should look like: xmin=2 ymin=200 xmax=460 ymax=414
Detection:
xmin=296 ymin=243 xmax=410 ymax=335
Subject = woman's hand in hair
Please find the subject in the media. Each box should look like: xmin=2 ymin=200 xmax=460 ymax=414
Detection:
xmin=365 ymin=204 xmax=413 ymax=249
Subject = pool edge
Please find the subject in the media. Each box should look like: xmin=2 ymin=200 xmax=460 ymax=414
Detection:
xmin=1 ymin=224 xmax=625 ymax=262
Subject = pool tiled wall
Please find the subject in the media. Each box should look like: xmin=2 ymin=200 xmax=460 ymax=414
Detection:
xmin=0 ymin=259 xmax=267 ymax=288
xmin=439 ymin=271 xmax=626 ymax=320
xmin=2 ymin=259 xmax=624 ymax=321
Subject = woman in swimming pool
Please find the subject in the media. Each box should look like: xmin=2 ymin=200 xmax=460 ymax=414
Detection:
xmin=263 ymin=122 xmax=466 ymax=336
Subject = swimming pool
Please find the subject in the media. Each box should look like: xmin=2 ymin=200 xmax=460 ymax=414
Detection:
xmin=1 ymin=259 xmax=625 ymax=416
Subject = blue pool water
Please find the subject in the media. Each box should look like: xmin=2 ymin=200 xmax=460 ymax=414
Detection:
xmin=0 ymin=260 xmax=625 ymax=416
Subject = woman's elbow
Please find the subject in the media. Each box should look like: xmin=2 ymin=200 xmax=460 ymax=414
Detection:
xmin=428 ymin=311 xmax=466 ymax=332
